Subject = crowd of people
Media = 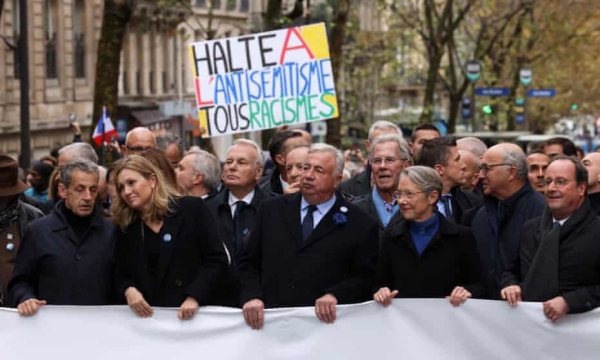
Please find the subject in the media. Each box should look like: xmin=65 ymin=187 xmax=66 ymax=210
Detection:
xmin=1 ymin=120 xmax=599 ymax=329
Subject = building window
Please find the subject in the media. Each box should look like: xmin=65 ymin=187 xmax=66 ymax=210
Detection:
xmin=12 ymin=0 xmax=20 ymax=78
xmin=240 ymin=0 xmax=249 ymax=12
xmin=44 ymin=0 xmax=59 ymax=79
xmin=73 ymin=0 xmax=86 ymax=79
xmin=226 ymin=0 xmax=236 ymax=11
xmin=212 ymin=0 xmax=221 ymax=10
xmin=195 ymin=0 xmax=206 ymax=7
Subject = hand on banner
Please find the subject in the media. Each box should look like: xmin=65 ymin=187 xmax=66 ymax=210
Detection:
xmin=178 ymin=297 xmax=199 ymax=320
xmin=373 ymin=287 xmax=399 ymax=307
xmin=315 ymin=294 xmax=338 ymax=324
xmin=500 ymin=285 xmax=522 ymax=306
xmin=125 ymin=287 xmax=154 ymax=318
xmin=447 ymin=286 xmax=472 ymax=307
xmin=544 ymin=296 xmax=569 ymax=322
xmin=17 ymin=298 xmax=47 ymax=316
xmin=283 ymin=182 xmax=301 ymax=194
xmin=242 ymin=299 xmax=264 ymax=330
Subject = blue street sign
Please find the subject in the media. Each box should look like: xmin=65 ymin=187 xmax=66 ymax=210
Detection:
xmin=527 ymin=89 xmax=556 ymax=98
xmin=475 ymin=87 xmax=510 ymax=97
xmin=516 ymin=114 xmax=525 ymax=124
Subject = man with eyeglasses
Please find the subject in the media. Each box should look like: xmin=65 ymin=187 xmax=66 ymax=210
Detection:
xmin=416 ymin=137 xmax=481 ymax=224
xmin=581 ymin=152 xmax=600 ymax=215
xmin=469 ymin=143 xmax=545 ymax=299
xmin=120 ymin=127 xmax=157 ymax=157
xmin=501 ymin=156 xmax=600 ymax=321
xmin=353 ymin=134 xmax=411 ymax=235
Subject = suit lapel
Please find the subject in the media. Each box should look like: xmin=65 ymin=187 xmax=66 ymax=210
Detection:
xmin=301 ymin=197 xmax=344 ymax=249
xmin=367 ymin=195 xmax=384 ymax=229
xmin=157 ymin=207 xmax=183 ymax=285
xmin=282 ymin=194 xmax=303 ymax=248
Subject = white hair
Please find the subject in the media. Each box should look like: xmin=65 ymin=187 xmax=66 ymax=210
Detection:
xmin=309 ymin=143 xmax=344 ymax=177
xmin=368 ymin=121 xmax=402 ymax=142
xmin=457 ymin=137 xmax=488 ymax=158
xmin=187 ymin=149 xmax=222 ymax=193
xmin=370 ymin=134 xmax=412 ymax=162
xmin=230 ymin=139 xmax=265 ymax=167
xmin=58 ymin=142 xmax=99 ymax=164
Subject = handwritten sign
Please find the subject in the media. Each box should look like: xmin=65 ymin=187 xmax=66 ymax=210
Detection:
xmin=189 ymin=23 xmax=338 ymax=138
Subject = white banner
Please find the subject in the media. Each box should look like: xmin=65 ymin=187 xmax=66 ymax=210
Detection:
xmin=1 ymin=299 xmax=600 ymax=359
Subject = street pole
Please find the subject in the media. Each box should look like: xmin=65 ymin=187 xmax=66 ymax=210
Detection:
xmin=471 ymin=82 xmax=476 ymax=132
xmin=19 ymin=0 xmax=30 ymax=169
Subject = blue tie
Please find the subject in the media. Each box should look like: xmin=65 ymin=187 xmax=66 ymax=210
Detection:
xmin=441 ymin=195 xmax=452 ymax=218
xmin=302 ymin=205 xmax=318 ymax=241
xmin=232 ymin=201 xmax=245 ymax=252
xmin=552 ymin=221 xmax=561 ymax=229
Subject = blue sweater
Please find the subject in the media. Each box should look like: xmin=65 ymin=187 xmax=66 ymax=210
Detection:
xmin=409 ymin=213 xmax=440 ymax=256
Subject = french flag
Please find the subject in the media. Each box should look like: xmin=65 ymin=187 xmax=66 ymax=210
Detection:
xmin=92 ymin=106 xmax=117 ymax=147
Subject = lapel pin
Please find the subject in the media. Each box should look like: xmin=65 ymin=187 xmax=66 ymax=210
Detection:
xmin=340 ymin=206 xmax=348 ymax=213
xmin=6 ymin=242 xmax=15 ymax=252
xmin=243 ymin=228 xmax=249 ymax=236
xmin=163 ymin=234 xmax=172 ymax=242
xmin=7 ymin=232 xmax=13 ymax=240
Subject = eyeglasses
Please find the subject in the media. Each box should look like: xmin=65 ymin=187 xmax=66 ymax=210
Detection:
xmin=372 ymin=157 xmax=407 ymax=166
xmin=126 ymin=146 xmax=154 ymax=154
xmin=544 ymin=178 xmax=570 ymax=188
xmin=394 ymin=190 xmax=424 ymax=200
xmin=479 ymin=163 xmax=513 ymax=174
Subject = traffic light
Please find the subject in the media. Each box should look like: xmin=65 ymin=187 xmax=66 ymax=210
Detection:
xmin=482 ymin=105 xmax=493 ymax=114
xmin=461 ymin=97 xmax=472 ymax=119
xmin=572 ymin=103 xmax=578 ymax=110
xmin=515 ymin=98 xmax=525 ymax=124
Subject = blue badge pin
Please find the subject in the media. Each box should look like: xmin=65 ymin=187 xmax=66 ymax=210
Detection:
xmin=243 ymin=228 xmax=249 ymax=236
xmin=6 ymin=242 xmax=15 ymax=252
xmin=163 ymin=234 xmax=172 ymax=242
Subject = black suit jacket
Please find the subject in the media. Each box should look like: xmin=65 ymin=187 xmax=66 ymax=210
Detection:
xmin=114 ymin=196 xmax=228 ymax=307
xmin=352 ymin=192 xmax=403 ymax=237
xmin=9 ymin=201 xmax=115 ymax=307
xmin=449 ymin=186 xmax=482 ymax=224
xmin=338 ymin=167 xmax=371 ymax=199
xmin=237 ymin=193 xmax=379 ymax=307
xmin=376 ymin=214 xmax=484 ymax=299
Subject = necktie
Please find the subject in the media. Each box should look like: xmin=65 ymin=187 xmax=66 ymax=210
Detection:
xmin=552 ymin=221 xmax=561 ymax=229
xmin=384 ymin=200 xmax=396 ymax=214
xmin=301 ymin=205 xmax=318 ymax=241
xmin=232 ymin=201 xmax=245 ymax=251
xmin=441 ymin=195 xmax=452 ymax=218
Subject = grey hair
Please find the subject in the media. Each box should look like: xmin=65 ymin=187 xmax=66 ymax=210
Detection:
xmin=370 ymin=134 xmax=412 ymax=163
xmin=502 ymin=146 xmax=528 ymax=181
xmin=60 ymin=160 xmax=99 ymax=188
xmin=156 ymin=133 xmax=182 ymax=152
xmin=231 ymin=139 xmax=265 ymax=167
xmin=309 ymin=143 xmax=344 ymax=177
xmin=368 ymin=120 xmax=401 ymax=141
xmin=188 ymin=149 xmax=222 ymax=193
xmin=457 ymin=137 xmax=488 ymax=158
xmin=58 ymin=143 xmax=99 ymax=164
xmin=400 ymin=166 xmax=442 ymax=202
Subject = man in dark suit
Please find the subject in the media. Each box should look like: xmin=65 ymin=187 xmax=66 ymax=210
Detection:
xmin=237 ymin=144 xmax=379 ymax=329
xmin=353 ymin=134 xmax=410 ymax=234
xmin=9 ymin=160 xmax=115 ymax=315
xmin=338 ymin=121 xmax=405 ymax=199
xmin=501 ymin=156 xmax=600 ymax=321
xmin=205 ymin=139 xmax=266 ymax=306
xmin=260 ymin=130 xmax=309 ymax=196
xmin=417 ymin=137 xmax=482 ymax=224
xmin=581 ymin=152 xmax=600 ymax=215
xmin=471 ymin=143 xmax=546 ymax=299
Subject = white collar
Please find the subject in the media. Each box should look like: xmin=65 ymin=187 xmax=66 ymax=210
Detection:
xmin=552 ymin=216 xmax=570 ymax=226
xmin=229 ymin=190 xmax=255 ymax=207
xmin=280 ymin=174 xmax=290 ymax=190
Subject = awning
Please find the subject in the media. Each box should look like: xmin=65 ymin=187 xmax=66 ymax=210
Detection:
xmin=131 ymin=109 xmax=171 ymax=125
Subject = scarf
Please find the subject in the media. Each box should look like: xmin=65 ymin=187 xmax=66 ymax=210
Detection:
xmin=0 ymin=197 xmax=20 ymax=232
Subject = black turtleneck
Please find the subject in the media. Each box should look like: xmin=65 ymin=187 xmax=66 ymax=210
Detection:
xmin=61 ymin=202 xmax=94 ymax=241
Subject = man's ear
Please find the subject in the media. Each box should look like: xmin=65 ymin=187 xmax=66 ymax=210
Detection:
xmin=58 ymin=183 xmax=67 ymax=199
xmin=255 ymin=165 xmax=264 ymax=181
xmin=274 ymin=154 xmax=286 ymax=167
xmin=193 ymin=172 xmax=204 ymax=186
xmin=433 ymin=164 xmax=444 ymax=177
xmin=365 ymin=140 xmax=372 ymax=154
xmin=121 ymin=144 xmax=128 ymax=155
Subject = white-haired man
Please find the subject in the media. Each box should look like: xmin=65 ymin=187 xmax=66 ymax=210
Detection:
xmin=176 ymin=149 xmax=222 ymax=199
xmin=238 ymin=144 xmax=379 ymax=329
xmin=338 ymin=121 xmax=405 ymax=199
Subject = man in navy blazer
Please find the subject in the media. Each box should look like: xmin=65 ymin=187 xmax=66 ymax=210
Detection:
xmin=237 ymin=144 xmax=379 ymax=329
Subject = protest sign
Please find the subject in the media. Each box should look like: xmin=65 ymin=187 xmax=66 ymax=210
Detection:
xmin=189 ymin=23 xmax=338 ymax=138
